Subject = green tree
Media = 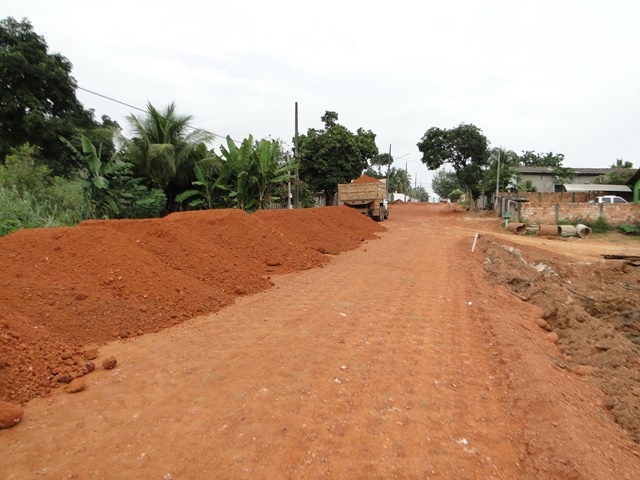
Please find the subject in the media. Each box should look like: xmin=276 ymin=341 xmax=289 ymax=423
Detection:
xmin=409 ymin=186 xmax=429 ymax=202
xmin=552 ymin=166 xmax=575 ymax=184
xmin=298 ymin=111 xmax=378 ymax=205
xmin=0 ymin=17 xmax=95 ymax=174
xmin=60 ymin=134 xmax=135 ymax=217
xmin=174 ymin=163 xmax=220 ymax=209
xmin=431 ymin=170 xmax=462 ymax=199
xmin=602 ymin=159 xmax=635 ymax=185
xmin=215 ymin=135 xmax=256 ymax=211
xmin=122 ymin=102 xmax=215 ymax=205
xmin=418 ymin=123 xmax=489 ymax=210
xmin=516 ymin=150 xmax=565 ymax=167
xmin=611 ymin=159 xmax=633 ymax=169
xmin=509 ymin=179 xmax=537 ymax=192
xmin=449 ymin=189 xmax=464 ymax=202
xmin=252 ymin=139 xmax=297 ymax=210
xmin=483 ymin=147 xmax=518 ymax=196
xmin=387 ymin=167 xmax=411 ymax=193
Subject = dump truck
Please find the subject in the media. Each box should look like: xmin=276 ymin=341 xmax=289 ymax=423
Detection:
xmin=337 ymin=178 xmax=388 ymax=221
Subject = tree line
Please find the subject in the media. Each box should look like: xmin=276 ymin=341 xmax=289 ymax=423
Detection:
xmin=3 ymin=17 xmax=632 ymax=235
xmin=1 ymin=17 xmax=430 ymax=236
xmin=419 ymin=124 xmax=634 ymax=208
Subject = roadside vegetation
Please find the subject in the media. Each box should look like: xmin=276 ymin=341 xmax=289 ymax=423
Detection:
xmin=1 ymin=16 xmax=636 ymax=237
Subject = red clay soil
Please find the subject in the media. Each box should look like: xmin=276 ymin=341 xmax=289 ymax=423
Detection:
xmin=0 ymin=207 xmax=384 ymax=405
xmin=351 ymin=175 xmax=382 ymax=184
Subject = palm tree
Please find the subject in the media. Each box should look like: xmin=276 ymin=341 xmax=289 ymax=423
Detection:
xmin=121 ymin=102 xmax=215 ymax=200
xmin=486 ymin=147 xmax=518 ymax=195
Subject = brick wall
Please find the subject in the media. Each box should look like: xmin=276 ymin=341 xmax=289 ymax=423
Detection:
xmin=518 ymin=202 xmax=640 ymax=225
xmin=512 ymin=192 xmax=592 ymax=204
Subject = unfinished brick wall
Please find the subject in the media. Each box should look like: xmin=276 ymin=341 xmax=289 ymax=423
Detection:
xmin=519 ymin=203 xmax=640 ymax=225
xmin=512 ymin=192 xmax=591 ymax=204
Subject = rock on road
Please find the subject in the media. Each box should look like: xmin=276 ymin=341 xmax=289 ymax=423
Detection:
xmin=2 ymin=203 xmax=639 ymax=479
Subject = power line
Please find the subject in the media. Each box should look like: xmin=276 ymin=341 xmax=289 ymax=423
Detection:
xmin=77 ymin=85 xmax=237 ymax=144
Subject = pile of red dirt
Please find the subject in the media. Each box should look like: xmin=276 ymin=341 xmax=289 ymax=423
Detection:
xmin=351 ymin=175 xmax=383 ymax=184
xmin=0 ymin=207 xmax=385 ymax=404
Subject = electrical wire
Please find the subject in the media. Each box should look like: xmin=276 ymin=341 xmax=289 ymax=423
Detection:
xmin=77 ymin=86 xmax=238 ymax=144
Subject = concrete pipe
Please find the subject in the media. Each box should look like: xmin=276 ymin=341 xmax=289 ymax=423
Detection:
xmin=506 ymin=222 xmax=527 ymax=235
xmin=538 ymin=224 xmax=560 ymax=236
xmin=576 ymin=224 xmax=592 ymax=239
xmin=559 ymin=225 xmax=577 ymax=237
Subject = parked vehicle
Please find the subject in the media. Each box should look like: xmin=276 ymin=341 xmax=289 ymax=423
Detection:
xmin=589 ymin=195 xmax=628 ymax=204
xmin=338 ymin=178 xmax=388 ymax=221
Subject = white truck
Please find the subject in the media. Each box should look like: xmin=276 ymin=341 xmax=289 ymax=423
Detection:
xmin=337 ymin=178 xmax=388 ymax=222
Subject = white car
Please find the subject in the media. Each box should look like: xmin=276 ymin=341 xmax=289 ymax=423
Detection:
xmin=589 ymin=195 xmax=628 ymax=204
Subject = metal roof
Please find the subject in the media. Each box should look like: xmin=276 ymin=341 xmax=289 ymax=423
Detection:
xmin=562 ymin=184 xmax=631 ymax=192
xmin=515 ymin=167 xmax=613 ymax=175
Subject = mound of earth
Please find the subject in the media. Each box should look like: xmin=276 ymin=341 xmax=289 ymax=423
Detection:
xmin=480 ymin=235 xmax=640 ymax=442
xmin=0 ymin=207 xmax=384 ymax=404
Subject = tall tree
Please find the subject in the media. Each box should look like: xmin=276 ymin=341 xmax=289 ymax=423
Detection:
xmin=611 ymin=159 xmax=633 ymax=169
xmin=516 ymin=150 xmax=565 ymax=167
xmin=417 ymin=123 xmax=489 ymax=210
xmin=387 ymin=167 xmax=411 ymax=193
xmin=0 ymin=17 xmax=95 ymax=174
xmin=483 ymin=147 xmax=518 ymax=196
xmin=602 ymin=159 xmax=635 ymax=185
xmin=431 ymin=170 xmax=462 ymax=199
xmin=409 ymin=186 xmax=429 ymax=202
xmin=121 ymin=102 xmax=215 ymax=206
xmin=298 ymin=111 xmax=378 ymax=205
xmin=370 ymin=153 xmax=393 ymax=176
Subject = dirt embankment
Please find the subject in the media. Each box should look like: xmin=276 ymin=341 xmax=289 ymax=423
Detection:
xmin=480 ymin=234 xmax=640 ymax=442
xmin=0 ymin=207 xmax=385 ymax=404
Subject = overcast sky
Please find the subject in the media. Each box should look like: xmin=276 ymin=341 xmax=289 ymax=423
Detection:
xmin=4 ymin=0 xmax=639 ymax=195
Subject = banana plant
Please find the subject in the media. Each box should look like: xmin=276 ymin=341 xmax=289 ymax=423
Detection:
xmin=60 ymin=135 xmax=132 ymax=217
xmin=174 ymin=163 xmax=220 ymax=209
xmin=218 ymin=135 xmax=257 ymax=211
xmin=253 ymin=138 xmax=298 ymax=209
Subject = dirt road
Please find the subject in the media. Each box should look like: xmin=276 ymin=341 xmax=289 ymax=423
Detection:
xmin=2 ymin=204 xmax=640 ymax=479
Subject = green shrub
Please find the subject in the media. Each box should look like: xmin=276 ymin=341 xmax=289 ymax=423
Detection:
xmin=0 ymin=144 xmax=94 ymax=236
xmin=121 ymin=185 xmax=167 ymax=219
xmin=618 ymin=224 xmax=640 ymax=235
xmin=589 ymin=217 xmax=611 ymax=234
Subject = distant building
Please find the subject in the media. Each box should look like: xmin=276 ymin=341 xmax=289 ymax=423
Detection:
xmin=512 ymin=166 xmax=632 ymax=198
xmin=390 ymin=192 xmax=417 ymax=203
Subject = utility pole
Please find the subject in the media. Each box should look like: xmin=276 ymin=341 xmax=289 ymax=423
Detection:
xmin=493 ymin=148 xmax=501 ymax=208
xmin=385 ymin=144 xmax=392 ymax=201
xmin=495 ymin=148 xmax=501 ymax=202
xmin=294 ymin=102 xmax=300 ymax=208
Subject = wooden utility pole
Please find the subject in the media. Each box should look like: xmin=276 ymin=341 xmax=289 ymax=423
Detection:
xmin=294 ymin=102 xmax=300 ymax=208
xmin=495 ymin=148 xmax=501 ymax=201
xmin=385 ymin=144 xmax=392 ymax=200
